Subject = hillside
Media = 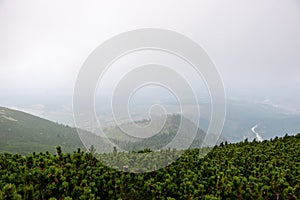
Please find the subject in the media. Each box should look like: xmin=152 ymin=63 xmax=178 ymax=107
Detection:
xmin=0 ymin=107 xmax=224 ymax=154
xmin=104 ymin=114 xmax=221 ymax=151
xmin=0 ymin=107 xmax=84 ymax=155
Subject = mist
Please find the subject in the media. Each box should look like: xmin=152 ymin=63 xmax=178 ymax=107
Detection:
xmin=0 ymin=0 xmax=299 ymax=125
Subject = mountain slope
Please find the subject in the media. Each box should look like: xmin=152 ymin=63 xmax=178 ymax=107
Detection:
xmin=104 ymin=114 xmax=223 ymax=151
xmin=0 ymin=106 xmax=223 ymax=154
xmin=0 ymin=106 xmax=84 ymax=155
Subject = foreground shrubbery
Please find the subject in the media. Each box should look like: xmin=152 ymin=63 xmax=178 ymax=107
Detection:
xmin=0 ymin=134 xmax=299 ymax=199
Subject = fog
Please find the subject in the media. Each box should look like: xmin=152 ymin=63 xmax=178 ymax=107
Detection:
xmin=0 ymin=0 xmax=299 ymax=124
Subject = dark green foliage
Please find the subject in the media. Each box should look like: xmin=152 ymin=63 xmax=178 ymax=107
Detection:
xmin=137 ymin=148 xmax=153 ymax=153
xmin=0 ymin=134 xmax=299 ymax=199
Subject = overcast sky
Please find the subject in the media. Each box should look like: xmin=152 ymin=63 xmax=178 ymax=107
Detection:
xmin=0 ymin=0 xmax=300 ymax=122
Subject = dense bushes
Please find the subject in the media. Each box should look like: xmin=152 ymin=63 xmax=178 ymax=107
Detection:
xmin=0 ymin=134 xmax=299 ymax=199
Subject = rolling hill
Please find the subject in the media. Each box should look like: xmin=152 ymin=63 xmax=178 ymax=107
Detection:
xmin=0 ymin=106 xmax=84 ymax=155
xmin=103 ymin=114 xmax=223 ymax=151
xmin=0 ymin=106 xmax=219 ymax=155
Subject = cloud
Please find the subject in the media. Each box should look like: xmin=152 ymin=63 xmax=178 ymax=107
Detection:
xmin=0 ymin=0 xmax=299 ymax=121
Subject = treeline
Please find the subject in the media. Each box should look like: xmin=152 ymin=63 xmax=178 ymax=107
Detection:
xmin=0 ymin=134 xmax=299 ymax=199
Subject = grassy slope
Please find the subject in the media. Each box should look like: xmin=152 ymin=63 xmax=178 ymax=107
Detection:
xmin=0 ymin=107 xmax=222 ymax=155
xmin=0 ymin=107 xmax=84 ymax=155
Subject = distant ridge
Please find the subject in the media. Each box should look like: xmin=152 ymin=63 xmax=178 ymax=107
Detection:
xmin=105 ymin=114 xmax=224 ymax=151
xmin=0 ymin=106 xmax=224 ymax=155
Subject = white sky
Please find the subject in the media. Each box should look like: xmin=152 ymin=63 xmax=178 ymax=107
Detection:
xmin=0 ymin=0 xmax=300 ymax=121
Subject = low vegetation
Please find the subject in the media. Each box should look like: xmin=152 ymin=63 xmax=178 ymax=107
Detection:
xmin=0 ymin=134 xmax=299 ymax=199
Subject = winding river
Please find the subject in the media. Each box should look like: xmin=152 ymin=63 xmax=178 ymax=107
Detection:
xmin=251 ymin=124 xmax=263 ymax=142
